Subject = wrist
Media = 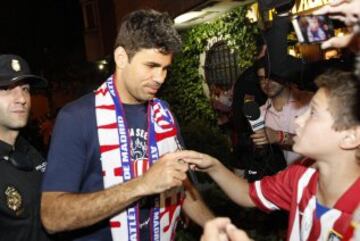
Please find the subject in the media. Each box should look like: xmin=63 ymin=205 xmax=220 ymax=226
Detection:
xmin=278 ymin=131 xmax=285 ymax=144
xmin=132 ymin=176 xmax=152 ymax=197
xmin=208 ymin=158 xmax=222 ymax=176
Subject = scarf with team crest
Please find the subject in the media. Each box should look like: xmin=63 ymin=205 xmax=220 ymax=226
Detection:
xmin=95 ymin=76 xmax=184 ymax=241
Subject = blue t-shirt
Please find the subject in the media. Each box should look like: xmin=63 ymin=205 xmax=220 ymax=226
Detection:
xmin=42 ymin=93 xmax=183 ymax=241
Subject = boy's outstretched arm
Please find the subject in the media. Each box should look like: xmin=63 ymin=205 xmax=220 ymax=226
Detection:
xmin=182 ymin=150 xmax=256 ymax=208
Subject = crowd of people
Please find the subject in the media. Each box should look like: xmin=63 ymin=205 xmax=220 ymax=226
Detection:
xmin=0 ymin=0 xmax=359 ymax=241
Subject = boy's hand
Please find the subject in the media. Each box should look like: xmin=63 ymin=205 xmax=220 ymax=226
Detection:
xmin=177 ymin=150 xmax=219 ymax=173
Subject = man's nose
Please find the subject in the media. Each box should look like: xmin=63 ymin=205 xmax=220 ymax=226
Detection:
xmin=12 ymin=87 xmax=27 ymax=103
xmin=153 ymin=69 xmax=167 ymax=84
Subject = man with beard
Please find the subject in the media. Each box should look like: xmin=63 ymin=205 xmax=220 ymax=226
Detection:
xmin=41 ymin=9 xmax=213 ymax=241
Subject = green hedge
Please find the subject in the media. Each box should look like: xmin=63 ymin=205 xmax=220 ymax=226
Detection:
xmin=160 ymin=6 xmax=259 ymax=126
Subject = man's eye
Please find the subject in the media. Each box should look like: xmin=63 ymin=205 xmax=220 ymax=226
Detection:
xmin=22 ymin=86 xmax=30 ymax=93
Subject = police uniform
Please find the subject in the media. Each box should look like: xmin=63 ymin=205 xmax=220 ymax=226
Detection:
xmin=0 ymin=137 xmax=49 ymax=241
xmin=0 ymin=54 xmax=49 ymax=241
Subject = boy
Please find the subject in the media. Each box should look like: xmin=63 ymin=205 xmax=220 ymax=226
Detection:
xmin=185 ymin=69 xmax=360 ymax=240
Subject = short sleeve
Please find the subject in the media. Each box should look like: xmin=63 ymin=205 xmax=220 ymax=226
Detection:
xmin=249 ymin=165 xmax=308 ymax=212
xmin=42 ymin=103 xmax=89 ymax=192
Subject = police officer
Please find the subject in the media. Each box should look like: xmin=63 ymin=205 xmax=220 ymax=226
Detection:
xmin=0 ymin=54 xmax=49 ymax=241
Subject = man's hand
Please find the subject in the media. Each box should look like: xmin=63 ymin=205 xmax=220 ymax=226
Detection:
xmin=314 ymin=0 xmax=360 ymax=50
xmin=250 ymin=127 xmax=279 ymax=146
xmin=139 ymin=152 xmax=189 ymax=195
xmin=314 ymin=0 xmax=360 ymax=26
xmin=201 ymin=218 xmax=252 ymax=241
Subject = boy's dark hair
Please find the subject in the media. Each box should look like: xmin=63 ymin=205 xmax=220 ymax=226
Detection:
xmin=114 ymin=9 xmax=182 ymax=60
xmin=315 ymin=69 xmax=360 ymax=131
xmin=315 ymin=69 xmax=360 ymax=161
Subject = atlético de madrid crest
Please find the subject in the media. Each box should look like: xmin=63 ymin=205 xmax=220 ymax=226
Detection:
xmin=5 ymin=186 xmax=22 ymax=212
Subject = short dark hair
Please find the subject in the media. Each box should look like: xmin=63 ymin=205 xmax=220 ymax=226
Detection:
xmin=315 ymin=70 xmax=360 ymax=161
xmin=114 ymin=9 xmax=182 ymax=60
xmin=315 ymin=69 xmax=360 ymax=131
xmin=255 ymin=57 xmax=289 ymax=85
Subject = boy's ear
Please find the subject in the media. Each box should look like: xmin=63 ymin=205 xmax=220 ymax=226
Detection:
xmin=340 ymin=127 xmax=360 ymax=150
xmin=114 ymin=47 xmax=128 ymax=69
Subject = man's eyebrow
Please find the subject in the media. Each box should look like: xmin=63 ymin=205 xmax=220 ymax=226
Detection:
xmin=144 ymin=61 xmax=171 ymax=69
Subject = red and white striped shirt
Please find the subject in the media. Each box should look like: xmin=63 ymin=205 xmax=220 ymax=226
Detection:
xmin=249 ymin=164 xmax=360 ymax=241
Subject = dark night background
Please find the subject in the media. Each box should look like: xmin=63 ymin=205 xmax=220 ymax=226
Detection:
xmin=0 ymin=0 xmax=85 ymax=75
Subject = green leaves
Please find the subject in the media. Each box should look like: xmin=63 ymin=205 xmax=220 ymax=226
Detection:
xmin=161 ymin=5 xmax=259 ymax=127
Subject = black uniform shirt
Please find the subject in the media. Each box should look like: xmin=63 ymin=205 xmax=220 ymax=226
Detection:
xmin=0 ymin=137 xmax=49 ymax=241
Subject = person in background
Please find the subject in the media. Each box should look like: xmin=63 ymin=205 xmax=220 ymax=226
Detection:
xmin=210 ymin=84 xmax=234 ymax=133
xmin=41 ymin=9 xmax=213 ymax=241
xmin=306 ymin=16 xmax=327 ymax=42
xmin=0 ymin=54 xmax=49 ymax=241
xmin=250 ymin=63 xmax=313 ymax=165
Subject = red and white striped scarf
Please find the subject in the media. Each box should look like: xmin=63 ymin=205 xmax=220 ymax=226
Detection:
xmin=95 ymin=78 xmax=184 ymax=241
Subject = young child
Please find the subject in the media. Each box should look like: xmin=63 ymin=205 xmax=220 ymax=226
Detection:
xmin=185 ymin=69 xmax=360 ymax=241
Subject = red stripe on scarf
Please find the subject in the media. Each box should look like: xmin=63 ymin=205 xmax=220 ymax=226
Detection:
xmin=114 ymin=167 xmax=123 ymax=176
xmin=156 ymin=129 xmax=177 ymax=142
xmin=100 ymin=145 xmax=119 ymax=153
xmin=96 ymin=104 xmax=115 ymax=110
xmin=110 ymin=221 xmax=121 ymax=228
xmin=95 ymin=88 xmax=109 ymax=96
xmin=98 ymin=123 xmax=117 ymax=129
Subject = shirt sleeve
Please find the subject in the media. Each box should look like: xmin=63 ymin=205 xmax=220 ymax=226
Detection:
xmin=42 ymin=104 xmax=88 ymax=192
xmin=249 ymin=165 xmax=307 ymax=212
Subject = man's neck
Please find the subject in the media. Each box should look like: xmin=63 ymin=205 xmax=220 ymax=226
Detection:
xmin=0 ymin=129 xmax=19 ymax=146
xmin=114 ymin=73 xmax=146 ymax=105
xmin=270 ymin=87 xmax=290 ymax=112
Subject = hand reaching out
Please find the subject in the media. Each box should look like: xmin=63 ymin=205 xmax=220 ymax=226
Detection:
xmin=314 ymin=0 xmax=360 ymax=50
xmin=201 ymin=218 xmax=252 ymax=241
xmin=176 ymin=150 xmax=220 ymax=173
xmin=315 ymin=0 xmax=360 ymax=26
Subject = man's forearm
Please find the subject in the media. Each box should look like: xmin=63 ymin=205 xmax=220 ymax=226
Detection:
xmin=41 ymin=177 xmax=147 ymax=233
xmin=182 ymin=179 xmax=214 ymax=227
